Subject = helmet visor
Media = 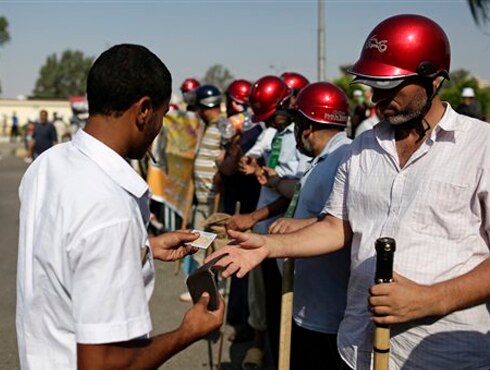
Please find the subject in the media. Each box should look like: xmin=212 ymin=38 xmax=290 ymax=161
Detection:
xmin=351 ymin=76 xmax=405 ymax=90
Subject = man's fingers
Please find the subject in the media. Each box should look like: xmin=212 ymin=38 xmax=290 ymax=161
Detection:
xmin=203 ymin=248 xmax=233 ymax=265
xmin=222 ymin=261 xmax=241 ymax=277
xmin=369 ymin=282 xmax=392 ymax=296
xmin=370 ymin=304 xmax=392 ymax=316
xmin=227 ymin=229 xmax=249 ymax=242
xmin=371 ymin=315 xmax=397 ymax=325
xmin=197 ymin=292 xmax=210 ymax=308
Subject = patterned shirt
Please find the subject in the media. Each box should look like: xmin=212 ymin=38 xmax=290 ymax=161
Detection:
xmin=194 ymin=117 xmax=223 ymax=205
xmin=325 ymin=104 xmax=490 ymax=369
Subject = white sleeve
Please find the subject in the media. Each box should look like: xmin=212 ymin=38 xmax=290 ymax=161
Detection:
xmin=246 ymin=127 xmax=276 ymax=158
xmin=68 ymin=213 xmax=151 ymax=344
xmin=323 ymin=156 xmax=349 ymax=220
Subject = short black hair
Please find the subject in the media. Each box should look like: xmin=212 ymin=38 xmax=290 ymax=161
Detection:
xmin=87 ymin=44 xmax=172 ymax=116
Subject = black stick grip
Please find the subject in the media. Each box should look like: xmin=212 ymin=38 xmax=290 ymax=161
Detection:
xmin=375 ymin=237 xmax=396 ymax=283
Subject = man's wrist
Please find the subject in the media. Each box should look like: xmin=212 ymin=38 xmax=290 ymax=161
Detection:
xmin=268 ymin=176 xmax=281 ymax=189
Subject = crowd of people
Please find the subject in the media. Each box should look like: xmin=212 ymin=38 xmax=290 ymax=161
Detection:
xmin=15 ymin=13 xmax=489 ymax=370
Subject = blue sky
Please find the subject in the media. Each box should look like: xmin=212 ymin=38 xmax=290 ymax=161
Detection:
xmin=0 ymin=0 xmax=489 ymax=99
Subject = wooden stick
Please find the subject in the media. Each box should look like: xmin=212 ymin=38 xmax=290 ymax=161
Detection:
xmin=278 ymin=257 xmax=295 ymax=370
xmin=216 ymin=201 xmax=240 ymax=369
xmin=174 ymin=181 xmax=195 ymax=275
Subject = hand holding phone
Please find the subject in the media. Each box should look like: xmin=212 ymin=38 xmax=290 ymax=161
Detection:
xmin=185 ymin=253 xmax=228 ymax=311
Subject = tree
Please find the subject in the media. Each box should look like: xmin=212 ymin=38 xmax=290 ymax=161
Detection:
xmin=331 ymin=64 xmax=358 ymax=99
xmin=0 ymin=16 xmax=11 ymax=95
xmin=467 ymin=0 xmax=490 ymax=25
xmin=202 ymin=64 xmax=234 ymax=92
xmin=33 ymin=50 xmax=94 ymax=99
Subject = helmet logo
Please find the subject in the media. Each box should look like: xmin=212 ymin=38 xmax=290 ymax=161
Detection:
xmin=365 ymin=35 xmax=388 ymax=53
xmin=324 ymin=110 xmax=347 ymax=123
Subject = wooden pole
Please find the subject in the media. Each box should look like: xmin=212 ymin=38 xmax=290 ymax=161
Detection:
xmin=216 ymin=202 xmax=240 ymax=369
xmin=278 ymin=257 xmax=295 ymax=370
xmin=174 ymin=181 xmax=195 ymax=275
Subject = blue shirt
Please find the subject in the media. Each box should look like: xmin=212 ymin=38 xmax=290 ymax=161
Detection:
xmin=254 ymin=123 xmax=309 ymax=234
xmin=293 ymin=131 xmax=352 ymax=334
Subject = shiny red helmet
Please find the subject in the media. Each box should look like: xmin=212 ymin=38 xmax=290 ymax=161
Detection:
xmin=180 ymin=78 xmax=200 ymax=93
xmin=249 ymin=76 xmax=292 ymax=123
xmin=168 ymin=103 xmax=179 ymax=112
xmin=226 ymin=79 xmax=252 ymax=104
xmin=295 ymin=82 xmax=349 ymax=127
xmin=349 ymin=14 xmax=451 ymax=89
xmin=280 ymin=72 xmax=310 ymax=94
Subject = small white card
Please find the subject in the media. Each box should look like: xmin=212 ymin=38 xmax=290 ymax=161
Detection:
xmin=186 ymin=230 xmax=217 ymax=249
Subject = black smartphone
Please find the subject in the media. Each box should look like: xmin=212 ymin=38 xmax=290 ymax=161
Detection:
xmin=185 ymin=253 xmax=228 ymax=311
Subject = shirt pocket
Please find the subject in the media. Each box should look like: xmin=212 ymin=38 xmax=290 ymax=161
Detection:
xmin=410 ymin=179 xmax=470 ymax=240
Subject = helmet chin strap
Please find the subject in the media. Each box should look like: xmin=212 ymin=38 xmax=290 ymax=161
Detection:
xmin=409 ymin=77 xmax=446 ymax=142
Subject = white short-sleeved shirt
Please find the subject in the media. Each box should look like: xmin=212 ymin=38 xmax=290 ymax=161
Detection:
xmin=245 ymin=125 xmax=276 ymax=159
xmin=17 ymin=130 xmax=155 ymax=370
xmin=253 ymin=123 xmax=309 ymax=234
xmin=293 ymin=132 xmax=352 ymax=334
xmin=324 ymin=104 xmax=490 ymax=369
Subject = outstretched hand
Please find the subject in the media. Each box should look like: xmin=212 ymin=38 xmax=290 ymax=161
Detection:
xmin=269 ymin=217 xmax=316 ymax=234
xmin=149 ymin=230 xmax=199 ymax=262
xmin=203 ymin=229 xmax=269 ymax=278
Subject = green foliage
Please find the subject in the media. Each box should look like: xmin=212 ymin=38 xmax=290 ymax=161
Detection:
xmin=202 ymin=64 xmax=234 ymax=93
xmin=33 ymin=50 xmax=94 ymax=99
xmin=440 ymin=68 xmax=490 ymax=119
xmin=0 ymin=16 xmax=10 ymax=46
xmin=331 ymin=74 xmax=358 ymax=100
xmin=0 ymin=16 xmax=11 ymax=95
xmin=467 ymin=0 xmax=490 ymax=25
xmin=331 ymin=64 xmax=366 ymax=102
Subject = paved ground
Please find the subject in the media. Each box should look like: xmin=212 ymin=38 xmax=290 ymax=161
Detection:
xmin=0 ymin=139 xmax=275 ymax=370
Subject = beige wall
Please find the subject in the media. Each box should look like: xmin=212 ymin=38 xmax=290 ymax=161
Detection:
xmin=0 ymin=99 xmax=72 ymax=135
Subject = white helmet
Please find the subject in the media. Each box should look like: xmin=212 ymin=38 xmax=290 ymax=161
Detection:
xmin=461 ymin=87 xmax=475 ymax=98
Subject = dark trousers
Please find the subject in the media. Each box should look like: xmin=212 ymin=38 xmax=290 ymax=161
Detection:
xmin=261 ymin=258 xmax=283 ymax=367
xmin=290 ymin=321 xmax=351 ymax=370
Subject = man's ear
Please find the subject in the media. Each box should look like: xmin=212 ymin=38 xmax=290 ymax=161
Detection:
xmin=135 ymin=96 xmax=153 ymax=130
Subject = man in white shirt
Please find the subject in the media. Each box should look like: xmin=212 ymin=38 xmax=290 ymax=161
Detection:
xmin=207 ymin=15 xmax=490 ymax=370
xmin=17 ymin=44 xmax=224 ymax=370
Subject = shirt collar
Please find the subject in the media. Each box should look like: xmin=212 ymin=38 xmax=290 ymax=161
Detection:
xmin=72 ymin=130 xmax=149 ymax=198
xmin=434 ymin=102 xmax=466 ymax=134
xmin=306 ymin=131 xmax=349 ymax=169
xmin=277 ymin=122 xmax=295 ymax=136
xmin=374 ymin=102 xmax=465 ymax=145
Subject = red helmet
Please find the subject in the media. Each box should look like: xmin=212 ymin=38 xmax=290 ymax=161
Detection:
xmin=180 ymin=78 xmax=200 ymax=93
xmin=168 ymin=103 xmax=179 ymax=112
xmin=349 ymin=14 xmax=450 ymax=89
xmin=226 ymin=79 xmax=252 ymax=104
xmin=280 ymin=72 xmax=310 ymax=94
xmin=295 ymin=82 xmax=349 ymax=127
xmin=249 ymin=76 xmax=291 ymax=123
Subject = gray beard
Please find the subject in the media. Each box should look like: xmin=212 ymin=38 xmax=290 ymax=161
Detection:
xmin=386 ymin=94 xmax=427 ymax=126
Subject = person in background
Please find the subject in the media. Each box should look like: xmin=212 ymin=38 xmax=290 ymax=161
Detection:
xmin=29 ymin=109 xmax=57 ymax=160
xmin=268 ymin=82 xmax=352 ymax=370
xmin=179 ymin=84 xmax=224 ymax=303
xmin=17 ymin=43 xmax=224 ymax=370
xmin=456 ymin=87 xmax=483 ymax=120
xmin=280 ymin=71 xmax=310 ymax=107
xmin=180 ymin=78 xmax=201 ymax=112
xmin=227 ymin=75 xmax=308 ymax=369
xmin=217 ymin=79 xmax=261 ymax=343
xmin=10 ymin=111 xmax=19 ymax=143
